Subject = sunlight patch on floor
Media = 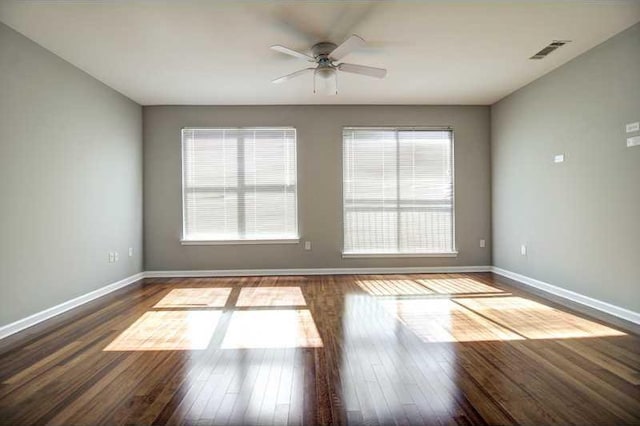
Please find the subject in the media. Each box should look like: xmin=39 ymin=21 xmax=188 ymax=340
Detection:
xmin=416 ymin=277 xmax=505 ymax=294
xmin=356 ymin=279 xmax=435 ymax=296
xmin=104 ymin=310 xmax=222 ymax=351
xmin=455 ymin=296 xmax=626 ymax=339
xmin=153 ymin=288 xmax=232 ymax=308
xmin=221 ymin=310 xmax=323 ymax=349
xmin=381 ymin=299 xmax=523 ymax=343
xmin=381 ymin=295 xmax=626 ymax=343
xmin=236 ymin=286 xmax=307 ymax=307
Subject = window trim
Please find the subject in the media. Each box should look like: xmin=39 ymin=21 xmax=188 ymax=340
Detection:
xmin=342 ymin=252 xmax=458 ymax=259
xmin=181 ymin=239 xmax=300 ymax=246
xmin=180 ymin=127 xmax=300 ymax=244
xmin=341 ymin=126 xmax=456 ymax=257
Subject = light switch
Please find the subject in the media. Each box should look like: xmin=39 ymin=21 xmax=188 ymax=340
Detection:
xmin=521 ymin=245 xmax=527 ymax=256
xmin=480 ymin=239 xmax=486 ymax=248
xmin=304 ymin=241 xmax=312 ymax=251
xmin=554 ymin=154 xmax=565 ymax=163
xmin=627 ymin=136 xmax=640 ymax=148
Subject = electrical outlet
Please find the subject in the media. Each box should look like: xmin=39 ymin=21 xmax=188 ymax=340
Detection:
xmin=521 ymin=245 xmax=527 ymax=256
xmin=480 ymin=239 xmax=486 ymax=248
xmin=129 ymin=247 xmax=134 ymax=257
xmin=304 ymin=241 xmax=312 ymax=251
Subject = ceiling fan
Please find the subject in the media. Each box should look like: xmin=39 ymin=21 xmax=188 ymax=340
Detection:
xmin=270 ymin=34 xmax=387 ymax=94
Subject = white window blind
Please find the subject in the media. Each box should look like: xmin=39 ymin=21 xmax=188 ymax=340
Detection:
xmin=343 ymin=128 xmax=455 ymax=255
xmin=182 ymin=128 xmax=298 ymax=242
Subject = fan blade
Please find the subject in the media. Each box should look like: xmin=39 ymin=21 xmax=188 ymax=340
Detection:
xmin=270 ymin=45 xmax=315 ymax=62
xmin=338 ymin=63 xmax=387 ymax=78
xmin=272 ymin=67 xmax=315 ymax=84
xmin=329 ymin=34 xmax=366 ymax=61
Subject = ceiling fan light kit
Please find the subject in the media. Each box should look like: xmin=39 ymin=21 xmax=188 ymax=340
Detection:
xmin=271 ymin=34 xmax=387 ymax=95
xmin=314 ymin=67 xmax=338 ymax=95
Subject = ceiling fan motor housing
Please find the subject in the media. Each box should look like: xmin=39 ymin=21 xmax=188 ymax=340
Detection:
xmin=312 ymin=42 xmax=338 ymax=79
xmin=311 ymin=42 xmax=338 ymax=59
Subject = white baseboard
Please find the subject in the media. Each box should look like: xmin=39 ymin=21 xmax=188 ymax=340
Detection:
xmin=0 ymin=272 xmax=145 ymax=340
xmin=491 ymin=267 xmax=640 ymax=325
xmin=144 ymin=265 xmax=492 ymax=278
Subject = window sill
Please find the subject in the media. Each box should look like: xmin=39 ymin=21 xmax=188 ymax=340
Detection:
xmin=181 ymin=239 xmax=300 ymax=246
xmin=342 ymin=252 xmax=458 ymax=259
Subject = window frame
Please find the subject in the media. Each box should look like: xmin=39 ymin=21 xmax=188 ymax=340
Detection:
xmin=341 ymin=126 xmax=457 ymax=258
xmin=180 ymin=126 xmax=300 ymax=245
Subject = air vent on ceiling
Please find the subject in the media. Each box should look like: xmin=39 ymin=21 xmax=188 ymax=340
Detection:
xmin=530 ymin=40 xmax=571 ymax=60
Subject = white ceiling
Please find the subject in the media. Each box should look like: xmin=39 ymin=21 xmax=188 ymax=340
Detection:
xmin=1 ymin=1 xmax=639 ymax=106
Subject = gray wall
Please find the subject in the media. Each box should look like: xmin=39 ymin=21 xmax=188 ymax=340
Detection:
xmin=0 ymin=23 xmax=143 ymax=326
xmin=492 ymin=23 xmax=640 ymax=312
xmin=144 ymin=105 xmax=491 ymax=271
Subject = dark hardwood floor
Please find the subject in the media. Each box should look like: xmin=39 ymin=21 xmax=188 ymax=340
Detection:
xmin=0 ymin=273 xmax=638 ymax=425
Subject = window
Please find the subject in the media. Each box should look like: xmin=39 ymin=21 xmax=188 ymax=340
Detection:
xmin=342 ymin=127 xmax=455 ymax=256
xmin=182 ymin=127 xmax=298 ymax=243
